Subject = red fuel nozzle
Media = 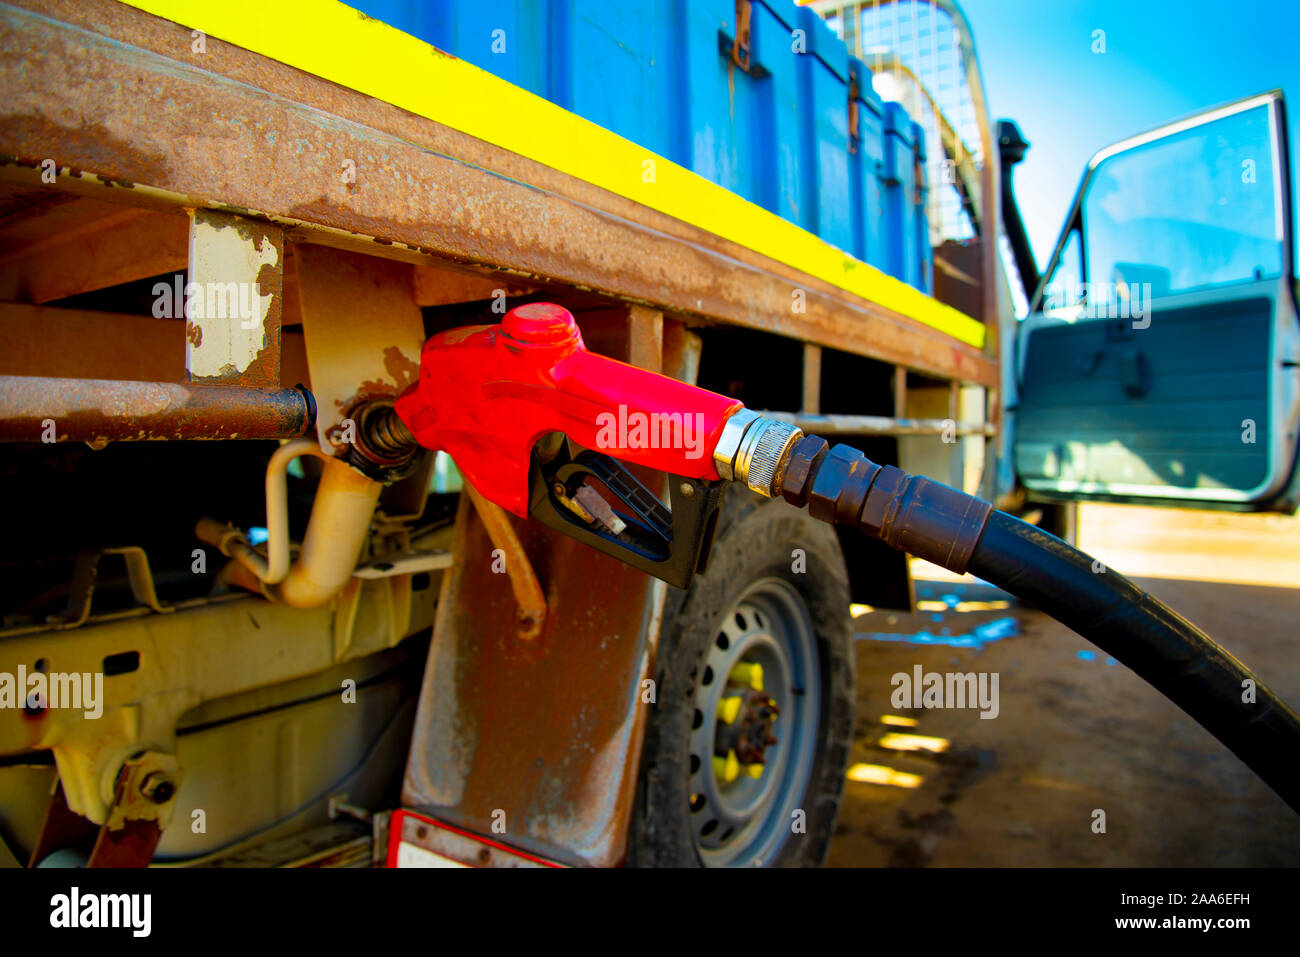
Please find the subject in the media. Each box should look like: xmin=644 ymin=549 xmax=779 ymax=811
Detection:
xmin=394 ymin=303 xmax=743 ymax=517
xmin=394 ymin=302 xmax=808 ymax=585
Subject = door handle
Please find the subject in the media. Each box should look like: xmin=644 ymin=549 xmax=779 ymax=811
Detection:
xmin=1120 ymin=347 xmax=1150 ymax=398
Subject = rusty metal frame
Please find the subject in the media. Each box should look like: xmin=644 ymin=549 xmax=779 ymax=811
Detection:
xmin=0 ymin=0 xmax=996 ymax=390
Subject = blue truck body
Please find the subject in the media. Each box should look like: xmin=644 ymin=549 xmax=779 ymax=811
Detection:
xmin=351 ymin=0 xmax=933 ymax=292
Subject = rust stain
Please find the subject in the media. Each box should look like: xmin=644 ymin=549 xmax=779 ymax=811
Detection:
xmin=238 ymin=267 xmax=283 ymax=389
xmin=382 ymin=345 xmax=420 ymax=391
xmin=185 ymin=321 xmax=201 ymax=348
xmin=231 ymin=215 xmax=284 ymax=390
xmin=354 ymin=346 xmax=419 ymax=403
xmin=255 ymin=258 xmax=279 ymax=300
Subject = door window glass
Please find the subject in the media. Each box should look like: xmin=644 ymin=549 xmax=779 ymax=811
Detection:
xmin=1083 ymin=103 xmax=1282 ymax=300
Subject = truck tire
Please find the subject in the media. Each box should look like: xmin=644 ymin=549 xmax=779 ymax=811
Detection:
xmin=629 ymin=486 xmax=854 ymax=867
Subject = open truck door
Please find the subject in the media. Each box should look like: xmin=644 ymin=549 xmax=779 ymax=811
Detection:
xmin=1014 ymin=92 xmax=1300 ymax=511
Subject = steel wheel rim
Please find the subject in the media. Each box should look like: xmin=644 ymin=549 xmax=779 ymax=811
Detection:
xmin=687 ymin=577 xmax=821 ymax=867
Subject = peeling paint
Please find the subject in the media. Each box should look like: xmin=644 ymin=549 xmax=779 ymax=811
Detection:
xmin=185 ymin=209 xmax=282 ymax=386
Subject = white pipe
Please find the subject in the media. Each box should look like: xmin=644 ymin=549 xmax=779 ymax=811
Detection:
xmin=264 ymin=458 xmax=383 ymax=608
xmin=196 ymin=440 xmax=381 ymax=608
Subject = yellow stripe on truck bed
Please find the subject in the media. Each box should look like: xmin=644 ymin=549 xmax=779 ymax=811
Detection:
xmin=121 ymin=0 xmax=987 ymax=348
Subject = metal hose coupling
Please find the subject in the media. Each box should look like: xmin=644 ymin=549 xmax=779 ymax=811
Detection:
xmin=345 ymin=397 xmax=422 ymax=481
xmin=712 ymin=409 xmax=804 ymax=497
xmin=775 ymin=435 xmax=994 ymax=576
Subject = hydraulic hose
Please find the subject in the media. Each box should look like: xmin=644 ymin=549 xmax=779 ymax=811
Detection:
xmin=769 ymin=433 xmax=1300 ymax=814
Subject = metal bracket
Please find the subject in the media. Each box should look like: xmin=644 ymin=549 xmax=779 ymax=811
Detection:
xmin=87 ymin=751 xmax=180 ymax=867
xmin=53 ymin=546 xmax=173 ymax=629
xmin=352 ymin=550 xmax=453 ymax=579
xmin=463 ymin=482 xmax=548 ymax=641
xmin=718 ymin=0 xmax=770 ymax=78
xmin=327 ymin=793 xmax=373 ymax=823
xmin=848 ymin=64 xmax=862 ymax=155
xmin=186 ymin=209 xmax=283 ymax=389
xmin=28 ymin=751 xmax=180 ymax=868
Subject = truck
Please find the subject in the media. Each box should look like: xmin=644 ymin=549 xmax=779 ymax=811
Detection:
xmin=0 ymin=0 xmax=1295 ymax=869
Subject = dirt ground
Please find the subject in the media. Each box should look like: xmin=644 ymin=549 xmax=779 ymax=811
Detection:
xmin=826 ymin=503 xmax=1300 ymax=867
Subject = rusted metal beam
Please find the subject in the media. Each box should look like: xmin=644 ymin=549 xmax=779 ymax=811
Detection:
xmin=0 ymin=302 xmax=313 ymax=386
xmin=0 ymin=0 xmax=998 ymax=390
xmin=802 ymin=343 xmax=822 ymax=414
xmin=893 ymin=365 xmax=908 ymax=416
xmin=0 ymin=375 xmax=314 ymax=443
xmin=412 ymin=263 xmax=533 ymax=308
xmin=0 ymin=303 xmax=186 ymax=380
xmin=625 ymin=304 xmax=663 ymax=373
xmin=663 ymin=317 xmax=703 ymax=387
xmin=0 ymin=197 xmax=187 ymax=303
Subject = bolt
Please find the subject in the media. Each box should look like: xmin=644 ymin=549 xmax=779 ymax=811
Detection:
xmin=779 ymin=434 xmax=829 ymax=506
xmin=806 ymin=444 xmax=879 ymax=525
xmin=140 ymin=772 xmax=176 ymax=805
xmin=679 ymin=482 xmax=695 ymax=498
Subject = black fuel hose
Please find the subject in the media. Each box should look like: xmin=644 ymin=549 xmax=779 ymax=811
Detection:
xmin=969 ymin=510 xmax=1300 ymax=814
xmin=777 ymin=436 xmax=1300 ymax=814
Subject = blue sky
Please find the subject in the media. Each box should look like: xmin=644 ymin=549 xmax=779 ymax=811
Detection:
xmin=959 ymin=0 xmax=1298 ymax=271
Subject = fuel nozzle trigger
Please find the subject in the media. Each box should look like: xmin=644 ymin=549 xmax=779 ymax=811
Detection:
xmin=528 ymin=440 xmax=726 ymax=589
